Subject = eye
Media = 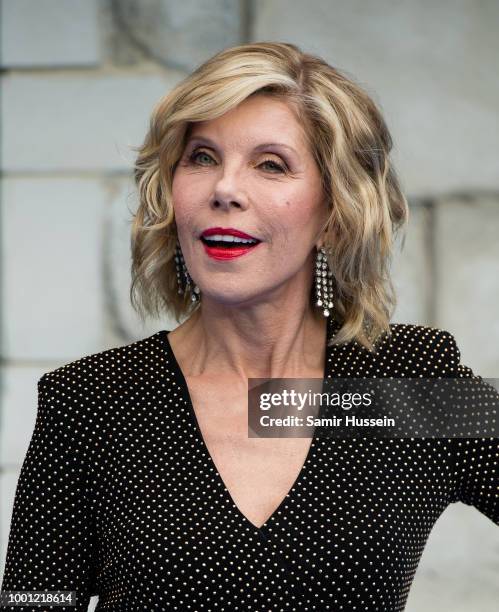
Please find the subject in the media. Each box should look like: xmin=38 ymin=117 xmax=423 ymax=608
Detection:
xmin=188 ymin=149 xmax=216 ymax=165
xmin=186 ymin=148 xmax=287 ymax=173
xmin=260 ymin=158 xmax=287 ymax=173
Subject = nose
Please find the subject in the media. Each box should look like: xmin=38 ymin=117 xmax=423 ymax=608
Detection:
xmin=211 ymin=166 xmax=248 ymax=211
xmin=212 ymin=196 xmax=243 ymax=210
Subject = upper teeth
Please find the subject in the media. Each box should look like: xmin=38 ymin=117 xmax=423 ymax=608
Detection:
xmin=203 ymin=234 xmax=257 ymax=244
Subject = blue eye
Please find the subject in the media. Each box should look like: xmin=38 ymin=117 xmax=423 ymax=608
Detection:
xmin=187 ymin=148 xmax=287 ymax=174
xmin=260 ymin=159 xmax=286 ymax=173
xmin=189 ymin=150 xmax=214 ymax=165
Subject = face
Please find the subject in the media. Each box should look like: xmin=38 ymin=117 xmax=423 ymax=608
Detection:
xmin=171 ymin=94 xmax=328 ymax=310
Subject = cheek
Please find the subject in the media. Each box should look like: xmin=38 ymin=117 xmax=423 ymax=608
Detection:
xmin=300 ymin=182 xmax=326 ymax=224
xmin=171 ymin=176 xmax=199 ymax=220
xmin=279 ymin=190 xmax=324 ymax=230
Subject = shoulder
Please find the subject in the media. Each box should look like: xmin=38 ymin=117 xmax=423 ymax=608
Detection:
xmin=39 ymin=330 xmax=168 ymax=398
xmin=379 ymin=322 xmax=464 ymax=376
xmin=329 ymin=320 xmax=465 ymax=377
xmin=32 ymin=331 xmax=173 ymax=445
xmin=385 ymin=321 xmax=458 ymax=353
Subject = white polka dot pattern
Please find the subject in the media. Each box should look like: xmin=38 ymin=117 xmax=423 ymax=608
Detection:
xmin=1 ymin=317 xmax=497 ymax=611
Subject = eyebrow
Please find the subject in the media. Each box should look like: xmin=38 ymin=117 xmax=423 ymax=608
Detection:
xmin=185 ymin=136 xmax=298 ymax=156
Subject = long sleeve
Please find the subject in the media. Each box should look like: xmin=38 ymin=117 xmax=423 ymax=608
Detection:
xmin=0 ymin=373 xmax=98 ymax=611
xmin=442 ymin=331 xmax=499 ymax=525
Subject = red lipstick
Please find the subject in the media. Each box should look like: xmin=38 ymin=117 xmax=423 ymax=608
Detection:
xmin=199 ymin=227 xmax=262 ymax=260
xmin=202 ymin=242 xmax=261 ymax=260
xmin=200 ymin=227 xmax=260 ymax=240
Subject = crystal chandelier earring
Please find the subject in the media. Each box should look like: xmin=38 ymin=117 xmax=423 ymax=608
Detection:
xmin=174 ymin=239 xmax=200 ymax=303
xmin=315 ymin=246 xmax=333 ymax=317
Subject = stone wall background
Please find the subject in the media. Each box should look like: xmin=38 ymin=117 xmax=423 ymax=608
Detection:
xmin=1 ymin=1 xmax=498 ymax=610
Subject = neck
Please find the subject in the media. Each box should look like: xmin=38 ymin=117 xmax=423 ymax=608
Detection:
xmin=170 ymin=304 xmax=328 ymax=381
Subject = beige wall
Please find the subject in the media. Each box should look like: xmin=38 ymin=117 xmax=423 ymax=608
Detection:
xmin=1 ymin=1 xmax=498 ymax=611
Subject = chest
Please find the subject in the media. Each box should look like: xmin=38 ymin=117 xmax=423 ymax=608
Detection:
xmin=185 ymin=375 xmax=315 ymax=528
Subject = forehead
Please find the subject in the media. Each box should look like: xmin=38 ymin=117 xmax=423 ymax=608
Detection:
xmin=188 ymin=95 xmax=307 ymax=147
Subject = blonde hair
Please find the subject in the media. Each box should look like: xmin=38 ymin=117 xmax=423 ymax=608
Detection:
xmin=130 ymin=41 xmax=409 ymax=351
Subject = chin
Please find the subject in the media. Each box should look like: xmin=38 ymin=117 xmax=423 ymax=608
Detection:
xmin=199 ymin=289 xmax=265 ymax=309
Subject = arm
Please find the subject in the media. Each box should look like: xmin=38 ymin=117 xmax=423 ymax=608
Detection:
xmin=442 ymin=332 xmax=499 ymax=525
xmin=0 ymin=374 xmax=98 ymax=611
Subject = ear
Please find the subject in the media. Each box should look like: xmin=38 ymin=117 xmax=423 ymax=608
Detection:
xmin=315 ymin=233 xmax=326 ymax=250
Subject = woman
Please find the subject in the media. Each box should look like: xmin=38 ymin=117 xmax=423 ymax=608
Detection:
xmin=1 ymin=42 xmax=497 ymax=612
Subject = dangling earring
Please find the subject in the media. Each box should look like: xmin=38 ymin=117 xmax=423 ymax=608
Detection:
xmin=315 ymin=246 xmax=333 ymax=317
xmin=174 ymin=239 xmax=201 ymax=303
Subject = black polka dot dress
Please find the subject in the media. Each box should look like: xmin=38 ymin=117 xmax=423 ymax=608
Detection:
xmin=1 ymin=317 xmax=497 ymax=611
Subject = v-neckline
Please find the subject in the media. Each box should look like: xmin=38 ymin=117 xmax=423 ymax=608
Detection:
xmin=160 ymin=316 xmax=337 ymax=533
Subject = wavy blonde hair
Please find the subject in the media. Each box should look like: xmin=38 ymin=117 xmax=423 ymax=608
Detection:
xmin=130 ymin=41 xmax=409 ymax=351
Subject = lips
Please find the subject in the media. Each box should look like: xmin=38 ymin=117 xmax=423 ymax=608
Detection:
xmin=198 ymin=227 xmax=262 ymax=260
xmin=200 ymin=227 xmax=260 ymax=241
xmin=199 ymin=236 xmax=261 ymax=260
